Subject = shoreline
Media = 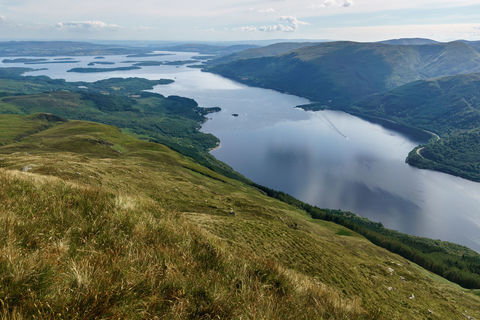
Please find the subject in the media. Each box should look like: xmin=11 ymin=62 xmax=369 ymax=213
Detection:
xmin=209 ymin=142 xmax=221 ymax=152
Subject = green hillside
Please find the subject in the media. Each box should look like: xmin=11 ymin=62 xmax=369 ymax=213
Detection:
xmin=1 ymin=67 xmax=480 ymax=288
xmin=210 ymin=42 xmax=319 ymax=65
xmin=207 ymin=41 xmax=480 ymax=181
xmin=206 ymin=40 xmax=480 ymax=106
xmin=349 ymin=73 xmax=480 ymax=181
xmin=0 ymin=114 xmax=479 ymax=319
xmin=407 ymin=129 xmax=480 ymax=181
xmin=0 ymin=69 xmax=237 ymax=180
xmin=350 ymin=73 xmax=480 ymax=134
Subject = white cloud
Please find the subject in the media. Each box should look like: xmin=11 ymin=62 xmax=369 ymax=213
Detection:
xmin=257 ymin=8 xmax=276 ymax=14
xmin=234 ymin=16 xmax=308 ymax=33
xmin=232 ymin=16 xmax=308 ymax=32
xmin=309 ymin=0 xmax=354 ymax=9
xmin=56 ymin=20 xmax=121 ymax=31
xmin=279 ymin=16 xmax=309 ymax=28
xmin=321 ymin=0 xmax=335 ymax=7
xmin=234 ymin=26 xmax=258 ymax=32
xmin=0 ymin=0 xmax=479 ymax=41
xmin=0 ymin=16 xmax=6 ymax=23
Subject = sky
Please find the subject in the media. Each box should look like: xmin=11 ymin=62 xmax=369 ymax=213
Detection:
xmin=1 ymin=0 xmax=480 ymax=42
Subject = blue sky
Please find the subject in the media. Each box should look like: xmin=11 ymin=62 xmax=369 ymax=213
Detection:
xmin=0 ymin=0 xmax=479 ymax=41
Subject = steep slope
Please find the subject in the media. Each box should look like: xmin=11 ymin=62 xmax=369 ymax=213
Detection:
xmin=206 ymin=41 xmax=480 ymax=106
xmin=0 ymin=114 xmax=479 ymax=319
xmin=461 ymin=40 xmax=480 ymax=53
xmin=344 ymin=72 xmax=480 ymax=181
xmin=351 ymin=72 xmax=480 ymax=134
xmin=408 ymin=129 xmax=480 ymax=182
xmin=210 ymin=42 xmax=319 ymax=65
xmin=0 ymin=71 xmax=238 ymax=180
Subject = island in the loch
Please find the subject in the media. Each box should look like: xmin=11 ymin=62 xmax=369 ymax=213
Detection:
xmin=67 ymin=66 xmax=142 ymax=73
xmin=87 ymin=61 xmax=115 ymax=66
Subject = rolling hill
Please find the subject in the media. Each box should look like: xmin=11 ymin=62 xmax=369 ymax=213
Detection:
xmin=207 ymin=40 xmax=480 ymax=182
xmin=206 ymin=40 xmax=480 ymax=106
xmin=379 ymin=38 xmax=440 ymax=45
xmin=0 ymin=113 xmax=479 ymax=319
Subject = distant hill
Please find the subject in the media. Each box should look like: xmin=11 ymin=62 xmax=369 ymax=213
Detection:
xmin=460 ymin=40 xmax=480 ymax=53
xmin=379 ymin=38 xmax=440 ymax=45
xmin=156 ymin=43 xmax=258 ymax=55
xmin=207 ymin=40 xmax=480 ymax=182
xmin=207 ymin=40 xmax=480 ymax=106
xmin=0 ymin=41 xmax=258 ymax=58
xmin=350 ymin=72 xmax=480 ymax=181
xmin=351 ymin=72 xmax=480 ymax=134
xmin=0 ymin=41 xmax=143 ymax=56
xmin=209 ymin=42 xmax=320 ymax=65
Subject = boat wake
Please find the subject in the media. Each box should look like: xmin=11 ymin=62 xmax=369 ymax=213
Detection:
xmin=321 ymin=113 xmax=348 ymax=139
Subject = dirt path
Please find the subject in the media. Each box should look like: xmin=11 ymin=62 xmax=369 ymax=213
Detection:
xmin=424 ymin=130 xmax=440 ymax=141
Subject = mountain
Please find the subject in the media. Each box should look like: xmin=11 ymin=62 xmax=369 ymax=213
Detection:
xmin=380 ymin=38 xmax=440 ymax=45
xmin=461 ymin=40 xmax=480 ymax=53
xmin=206 ymin=40 xmax=480 ymax=106
xmin=349 ymin=72 xmax=480 ymax=181
xmin=210 ymin=42 xmax=320 ymax=65
xmin=0 ymin=112 xmax=479 ymax=319
xmin=351 ymin=72 xmax=480 ymax=134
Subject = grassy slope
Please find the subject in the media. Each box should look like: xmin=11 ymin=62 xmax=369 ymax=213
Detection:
xmin=0 ymin=72 xmax=239 ymax=181
xmin=0 ymin=114 xmax=479 ymax=319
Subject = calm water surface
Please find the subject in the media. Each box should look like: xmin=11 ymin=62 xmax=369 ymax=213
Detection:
xmin=3 ymin=52 xmax=480 ymax=251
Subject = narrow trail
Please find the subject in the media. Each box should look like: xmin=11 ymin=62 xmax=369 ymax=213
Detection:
xmin=415 ymin=130 xmax=440 ymax=159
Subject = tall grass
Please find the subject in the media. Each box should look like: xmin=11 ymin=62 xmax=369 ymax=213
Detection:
xmin=0 ymin=170 xmax=369 ymax=319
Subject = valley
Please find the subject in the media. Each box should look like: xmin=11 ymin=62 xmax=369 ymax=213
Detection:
xmin=1 ymin=41 xmax=480 ymax=318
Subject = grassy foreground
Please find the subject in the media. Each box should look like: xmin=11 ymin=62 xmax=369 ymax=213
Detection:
xmin=0 ymin=114 xmax=479 ymax=319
